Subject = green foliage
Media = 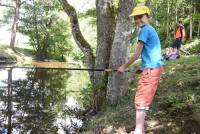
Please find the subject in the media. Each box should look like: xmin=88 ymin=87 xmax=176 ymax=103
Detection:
xmin=193 ymin=13 xmax=200 ymax=20
xmin=18 ymin=0 xmax=72 ymax=61
xmin=1 ymin=8 xmax=15 ymax=24
xmin=156 ymin=56 xmax=200 ymax=116
xmin=80 ymin=84 xmax=93 ymax=108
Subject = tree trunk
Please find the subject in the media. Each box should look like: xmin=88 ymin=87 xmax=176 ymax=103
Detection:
xmin=189 ymin=3 xmax=193 ymax=40
xmin=10 ymin=0 xmax=21 ymax=50
xmin=7 ymin=69 xmax=13 ymax=134
xmin=36 ymin=17 xmax=52 ymax=60
xmin=92 ymin=0 xmax=115 ymax=111
xmin=33 ymin=0 xmax=40 ymax=54
xmin=174 ymin=0 xmax=178 ymax=38
xmin=36 ymin=34 xmax=49 ymax=60
xmin=59 ymin=0 xmax=134 ymax=109
xmin=198 ymin=21 xmax=200 ymax=37
xmin=59 ymin=0 xmax=95 ymax=82
xmin=107 ymin=0 xmax=134 ymax=105
xmin=166 ymin=0 xmax=170 ymax=44
xmin=155 ymin=0 xmax=158 ymax=26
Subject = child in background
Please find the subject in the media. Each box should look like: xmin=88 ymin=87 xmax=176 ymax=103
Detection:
xmin=172 ymin=20 xmax=186 ymax=50
xmin=117 ymin=6 xmax=164 ymax=134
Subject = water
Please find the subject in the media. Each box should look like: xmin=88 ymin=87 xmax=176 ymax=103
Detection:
xmin=0 ymin=68 xmax=86 ymax=134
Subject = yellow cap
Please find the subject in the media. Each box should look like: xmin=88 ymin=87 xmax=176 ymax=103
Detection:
xmin=129 ymin=6 xmax=151 ymax=17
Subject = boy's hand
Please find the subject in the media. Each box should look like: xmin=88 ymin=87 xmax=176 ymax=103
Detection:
xmin=104 ymin=69 xmax=112 ymax=73
xmin=117 ymin=65 xmax=126 ymax=74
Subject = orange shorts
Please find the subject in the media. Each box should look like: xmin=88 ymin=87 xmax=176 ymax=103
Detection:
xmin=135 ymin=67 xmax=164 ymax=110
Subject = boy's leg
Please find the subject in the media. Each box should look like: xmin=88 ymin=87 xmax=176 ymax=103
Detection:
xmin=134 ymin=109 xmax=146 ymax=133
xmin=133 ymin=67 xmax=164 ymax=133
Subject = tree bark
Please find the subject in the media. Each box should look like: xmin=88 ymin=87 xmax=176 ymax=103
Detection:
xmin=107 ymin=0 xmax=134 ymax=105
xmin=10 ymin=0 xmax=21 ymax=50
xmin=7 ymin=69 xmax=13 ymax=134
xmin=36 ymin=17 xmax=52 ymax=60
xmin=198 ymin=21 xmax=200 ymax=37
xmin=189 ymin=3 xmax=193 ymax=40
xmin=92 ymin=0 xmax=116 ymax=111
xmin=166 ymin=0 xmax=170 ymax=44
xmin=59 ymin=0 xmax=95 ymax=82
xmin=33 ymin=0 xmax=40 ymax=54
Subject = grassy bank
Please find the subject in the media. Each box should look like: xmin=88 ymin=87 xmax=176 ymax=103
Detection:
xmin=0 ymin=44 xmax=34 ymax=65
xmin=84 ymin=55 xmax=200 ymax=134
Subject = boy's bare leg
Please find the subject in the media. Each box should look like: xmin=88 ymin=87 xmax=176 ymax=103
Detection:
xmin=129 ymin=109 xmax=146 ymax=134
xmin=135 ymin=109 xmax=146 ymax=133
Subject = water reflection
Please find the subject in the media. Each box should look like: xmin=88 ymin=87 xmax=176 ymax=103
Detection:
xmin=0 ymin=68 xmax=83 ymax=134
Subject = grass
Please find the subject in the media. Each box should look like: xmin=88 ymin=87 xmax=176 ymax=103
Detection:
xmin=0 ymin=44 xmax=34 ymax=65
xmin=84 ymin=55 xmax=200 ymax=134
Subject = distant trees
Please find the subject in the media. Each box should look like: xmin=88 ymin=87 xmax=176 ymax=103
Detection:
xmin=19 ymin=0 xmax=72 ymax=61
xmin=1 ymin=0 xmax=72 ymax=61
xmin=149 ymin=0 xmax=200 ymax=47
xmin=10 ymin=0 xmax=21 ymax=50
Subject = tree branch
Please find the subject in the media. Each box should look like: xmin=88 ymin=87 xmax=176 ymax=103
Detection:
xmin=0 ymin=4 xmax=15 ymax=8
xmin=58 ymin=0 xmax=95 ymax=81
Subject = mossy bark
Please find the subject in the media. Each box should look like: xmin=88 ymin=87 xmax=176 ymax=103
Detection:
xmin=93 ymin=0 xmax=116 ymax=111
xmin=59 ymin=0 xmax=95 ymax=82
xmin=107 ymin=0 xmax=134 ymax=105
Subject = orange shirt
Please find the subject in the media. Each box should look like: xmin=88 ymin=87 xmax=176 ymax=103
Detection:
xmin=175 ymin=24 xmax=185 ymax=38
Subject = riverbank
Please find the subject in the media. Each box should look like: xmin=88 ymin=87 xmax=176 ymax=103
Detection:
xmin=0 ymin=45 xmax=74 ymax=68
xmin=0 ymin=45 xmax=33 ymax=65
xmin=84 ymin=55 xmax=200 ymax=134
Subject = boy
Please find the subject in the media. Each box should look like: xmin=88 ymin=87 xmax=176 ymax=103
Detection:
xmin=172 ymin=20 xmax=186 ymax=50
xmin=117 ymin=6 xmax=164 ymax=134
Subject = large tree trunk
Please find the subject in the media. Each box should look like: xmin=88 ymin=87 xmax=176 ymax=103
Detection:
xmin=59 ymin=0 xmax=134 ymax=109
xmin=93 ymin=0 xmax=115 ymax=111
xmin=59 ymin=0 xmax=95 ymax=82
xmin=10 ymin=0 xmax=21 ymax=50
xmin=107 ymin=0 xmax=134 ymax=105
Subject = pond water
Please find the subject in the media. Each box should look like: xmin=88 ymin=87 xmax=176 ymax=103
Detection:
xmin=0 ymin=68 xmax=89 ymax=134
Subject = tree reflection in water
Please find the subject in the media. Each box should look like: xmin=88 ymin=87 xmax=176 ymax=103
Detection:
xmin=0 ymin=68 xmax=82 ymax=134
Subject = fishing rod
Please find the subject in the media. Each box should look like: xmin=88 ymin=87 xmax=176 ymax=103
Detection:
xmin=0 ymin=66 xmax=131 ymax=72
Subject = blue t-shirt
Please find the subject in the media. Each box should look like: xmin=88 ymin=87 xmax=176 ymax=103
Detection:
xmin=138 ymin=24 xmax=164 ymax=70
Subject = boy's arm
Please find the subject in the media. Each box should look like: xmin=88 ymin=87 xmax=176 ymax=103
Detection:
xmin=124 ymin=41 xmax=144 ymax=68
xmin=117 ymin=41 xmax=144 ymax=73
